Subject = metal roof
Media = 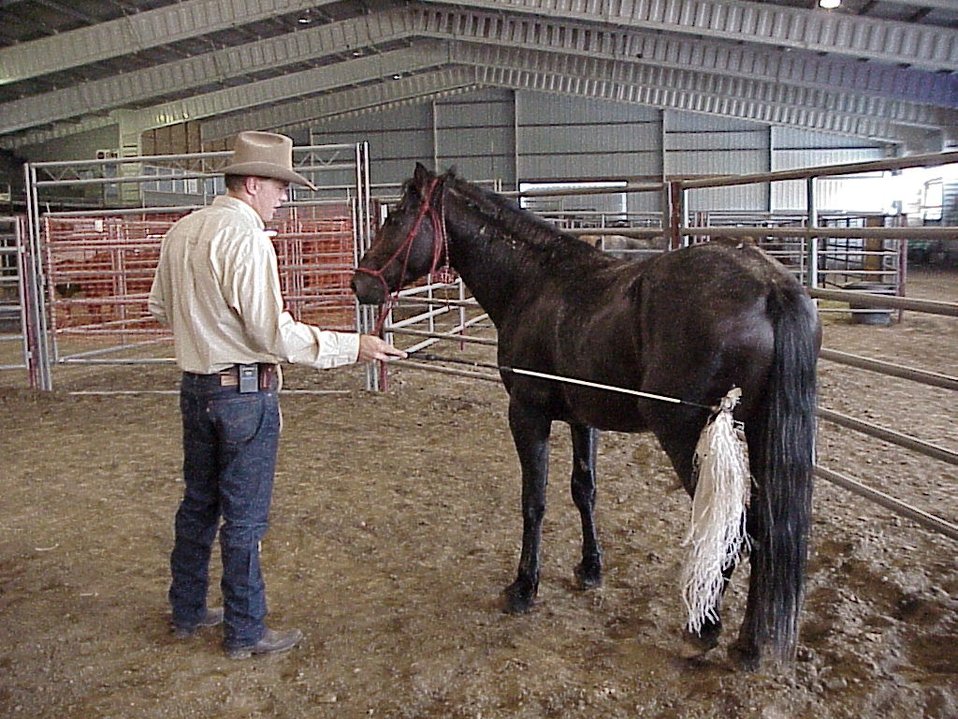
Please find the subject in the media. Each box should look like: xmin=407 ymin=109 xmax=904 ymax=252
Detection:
xmin=0 ymin=0 xmax=955 ymax=153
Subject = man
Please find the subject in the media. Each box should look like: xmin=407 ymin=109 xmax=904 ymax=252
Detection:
xmin=149 ymin=131 xmax=405 ymax=659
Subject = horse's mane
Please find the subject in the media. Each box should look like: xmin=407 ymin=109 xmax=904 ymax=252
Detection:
xmin=445 ymin=170 xmax=580 ymax=251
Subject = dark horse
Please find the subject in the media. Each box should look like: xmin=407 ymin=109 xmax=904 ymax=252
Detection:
xmin=352 ymin=164 xmax=820 ymax=669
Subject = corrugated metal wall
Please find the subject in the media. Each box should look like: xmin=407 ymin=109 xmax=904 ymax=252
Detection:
xmin=516 ymin=94 xmax=661 ymax=180
xmin=514 ymin=93 xmax=661 ymax=214
xmin=941 ymin=179 xmax=958 ymax=226
xmin=771 ymin=133 xmax=888 ymax=211
xmin=309 ymin=105 xmax=434 ymax=192
xmin=309 ymin=88 xmax=891 ymax=214
xmin=436 ymin=89 xmax=515 ymax=186
xmin=667 ymin=113 xmax=770 ymax=212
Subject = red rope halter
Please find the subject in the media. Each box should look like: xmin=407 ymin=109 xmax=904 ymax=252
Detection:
xmin=355 ymin=176 xmax=452 ymax=334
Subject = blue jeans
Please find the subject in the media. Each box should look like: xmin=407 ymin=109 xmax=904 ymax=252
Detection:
xmin=169 ymin=371 xmax=280 ymax=648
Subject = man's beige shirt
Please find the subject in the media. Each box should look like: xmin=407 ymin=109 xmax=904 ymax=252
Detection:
xmin=148 ymin=195 xmax=359 ymax=374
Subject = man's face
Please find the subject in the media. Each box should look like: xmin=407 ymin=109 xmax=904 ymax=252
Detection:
xmin=249 ymin=177 xmax=290 ymax=222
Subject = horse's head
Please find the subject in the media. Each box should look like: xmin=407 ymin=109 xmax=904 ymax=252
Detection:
xmin=352 ymin=162 xmax=450 ymax=305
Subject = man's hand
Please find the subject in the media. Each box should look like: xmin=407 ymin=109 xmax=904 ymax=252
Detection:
xmin=357 ymin=334 xmax=408 ymax=362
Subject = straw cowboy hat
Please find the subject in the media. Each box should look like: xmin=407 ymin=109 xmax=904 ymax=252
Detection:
xmin=221 ymin=131 xmax=316 ymax=191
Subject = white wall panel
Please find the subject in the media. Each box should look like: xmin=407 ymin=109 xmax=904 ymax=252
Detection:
xmin=520 ymin=153 xmax=659 ymax=180
xmin=516 ymin=91 xmax=663 ymax=184
xmin=22 ymin=124 xmax=119 ymax=162
xmin=521 ymin=124 xmax=656 ymax=153
xmin=666 ymin=113 xmax=770 ymax=210
xmin=436 ymin=91 xmax=516 ymax=186
xmin=436 ymin=89 xmax=514 ymax=127
xmin=312 ymin=104 xmax=434 ymax=187
xmin=666 ymin=114 xmax=766 ymax=133
xmin=772 ymin=148 xmax=886 ymax=171
xmin=772 ymin=127 xmax=889 ymax=151
xmin=518 ymin=93 xmax=659 ymax=125
xmin=772 ymin=147 xmax=888 ymax=211
xmin=305 ymin=89 xmax=905 ymax=216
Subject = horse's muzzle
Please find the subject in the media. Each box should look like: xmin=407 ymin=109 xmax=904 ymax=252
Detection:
xmin=350 ymin=271 xmax=385 ymax=305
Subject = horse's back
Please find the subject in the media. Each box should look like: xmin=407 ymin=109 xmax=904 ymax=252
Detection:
xmin=635 ymin=240 xmax=812 ymax=413
xmin=499 ymin=238 xmax=815 ymax=431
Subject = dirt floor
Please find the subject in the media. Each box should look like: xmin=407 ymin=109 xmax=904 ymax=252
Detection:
xmin=0 ymin=268 xmax=955 ymax=719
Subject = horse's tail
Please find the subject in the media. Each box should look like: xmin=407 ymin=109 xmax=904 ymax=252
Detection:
xmin=739 ymin=283 xmax=819 ymax=666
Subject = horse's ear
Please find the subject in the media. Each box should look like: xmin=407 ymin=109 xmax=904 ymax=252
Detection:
xmin=438 ymin=166 xmax=457 ymax=191
xmin=413 ymin=162 xmax=432 ymax=188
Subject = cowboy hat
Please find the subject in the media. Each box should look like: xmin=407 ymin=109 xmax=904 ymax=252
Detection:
xmin=221 ymin=131 xmax=317 ymax=190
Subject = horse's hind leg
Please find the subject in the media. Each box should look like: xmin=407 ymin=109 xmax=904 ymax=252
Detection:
xmin=569 ymin=423 xmax=602 ymax=589
xmin=653 ymin=414 xmax=735 ymax=651
xmin=503 ymin=399 xmax=551 ymax=614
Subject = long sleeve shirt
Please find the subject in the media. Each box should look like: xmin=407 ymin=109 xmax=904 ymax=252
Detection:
xmin=148 ymin=195 xmax=359 ymax=374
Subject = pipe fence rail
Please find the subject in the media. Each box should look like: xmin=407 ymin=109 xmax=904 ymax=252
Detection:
xmin=11 ymin=144 xmax=957 ymax=544
xmin=20 ymin=141 xmax=373 ymax=392
xmin=377 ymin=149 xmax=957 ymax=543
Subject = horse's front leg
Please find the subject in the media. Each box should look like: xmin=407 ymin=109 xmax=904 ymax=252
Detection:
xmin=570 ymin=423 xmax=602 ymax=589
xmin=502 ymin=399 xmax=551 ymax=614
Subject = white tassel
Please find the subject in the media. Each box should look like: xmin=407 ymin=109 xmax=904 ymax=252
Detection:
xmin=681 ymin=387 xmax=751 ymax=635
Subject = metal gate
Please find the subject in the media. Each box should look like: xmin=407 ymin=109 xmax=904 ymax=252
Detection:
xmin=22 ymin=142 xmax=373 ymax=391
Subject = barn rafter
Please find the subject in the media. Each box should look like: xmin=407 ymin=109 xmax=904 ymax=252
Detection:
xmin=0 ymin=0 xmax=955 ymax=153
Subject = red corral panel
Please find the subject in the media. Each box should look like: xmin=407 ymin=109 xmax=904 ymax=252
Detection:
xmin=43 ymin=203 xmax=358 ymax=337
xmin=272 ymin=203 xmax=357 ymax=331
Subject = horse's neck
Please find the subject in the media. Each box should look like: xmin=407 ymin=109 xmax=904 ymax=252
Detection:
xmin=444 ymin=195 xmax=536 ymax=324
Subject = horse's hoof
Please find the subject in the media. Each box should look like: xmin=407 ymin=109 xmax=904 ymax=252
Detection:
xmin=681 ymin=625 xmax=721 ymax=656
xmin=728 ymin=641 xmax=761 ymax=671
xmin=501 ymin=583 xmax=535 ymax=614
xmin=574 ymin=562 xmax=602 ymax=590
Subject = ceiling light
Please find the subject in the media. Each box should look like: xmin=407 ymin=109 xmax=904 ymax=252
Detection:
xmin=819 ymin=0 xmax=841 ymax=8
